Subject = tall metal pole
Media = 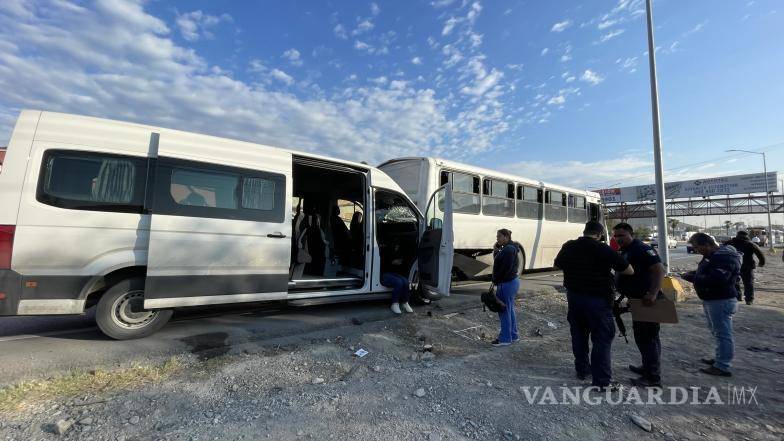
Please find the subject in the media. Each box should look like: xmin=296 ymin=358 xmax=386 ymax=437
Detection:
xmin=762 ymin=152 xmax=774 ymax=250
xmin=645 ymin=0 xmax=670 ymax=271
xmin=727 ymin=149 xmax=775 ymax=251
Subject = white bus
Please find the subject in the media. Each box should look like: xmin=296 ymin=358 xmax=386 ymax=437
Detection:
xmin=379 ymin=157 xmax=603 ymax=278
xmin=0 ymin=111 xmax=454 ymax=339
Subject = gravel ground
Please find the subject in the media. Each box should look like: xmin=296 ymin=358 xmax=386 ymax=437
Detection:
xmin=1 ymin=256 xmax=783 ymax=441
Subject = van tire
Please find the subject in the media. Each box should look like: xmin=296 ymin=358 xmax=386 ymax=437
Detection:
xmin=95 ymin=277 xmax=173 ymax=340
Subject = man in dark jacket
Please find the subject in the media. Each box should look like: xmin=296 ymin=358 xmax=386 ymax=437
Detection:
xmin=491 ymin=229 xmax=522 ymax=347
xmin=682 ymin=233 xmax=742 ymax=377
xmin=555 ymin=221 xmax=633 ymax=390
xmin=726 ymin=231 xmax=765 ymax=305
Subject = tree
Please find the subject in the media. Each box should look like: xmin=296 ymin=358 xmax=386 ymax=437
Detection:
xmin=724 ymin=220 xmax=732 ymax=235
xmin=668 ymin=219 xmax=680 ymax=235
xmin=636 ymin=226 xmax=652 ymax=240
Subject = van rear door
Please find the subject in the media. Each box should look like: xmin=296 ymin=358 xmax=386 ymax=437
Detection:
xmin=144 ymin=141 xmax=292 ymax=309
xmin=417 ymin=184 xmax=453 ymax=298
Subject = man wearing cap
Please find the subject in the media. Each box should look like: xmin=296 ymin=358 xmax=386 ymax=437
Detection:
xmin=725 ymin=231 xmax=765 ymax=305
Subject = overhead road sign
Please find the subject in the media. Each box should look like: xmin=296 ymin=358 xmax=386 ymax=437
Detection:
xmin=596 ymin=172 xmax=779 ymax=204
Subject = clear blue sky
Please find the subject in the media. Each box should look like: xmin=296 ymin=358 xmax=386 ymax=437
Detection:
xmin=0 ymin=0 xmax=782 ymax=193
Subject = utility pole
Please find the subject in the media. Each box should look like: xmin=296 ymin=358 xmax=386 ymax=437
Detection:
xmin=645 ymin=0 xmax=670 ymax=270
xmin=726 ymin=149 xmax=774 ymax=251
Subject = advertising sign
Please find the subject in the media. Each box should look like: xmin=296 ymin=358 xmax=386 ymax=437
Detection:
xmin=596 ymin=188 xmax=621 ymax=203
xmin=596 ymin=172 xmax=779 ymax=203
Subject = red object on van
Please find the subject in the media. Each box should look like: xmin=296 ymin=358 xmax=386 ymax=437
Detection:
xmin=0 ymin=225 xmax=14 ymax=269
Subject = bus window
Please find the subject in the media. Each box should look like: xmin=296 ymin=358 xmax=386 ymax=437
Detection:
xmin=568 ymin=194 xmax=587 ymax=223
xmin=442 ymin=170 xmax=480 ymax=214
xmin=482 ymin=178 xmax=514 ymax=217
xmin=516 ymin=184 xmax=542 ymax=219
xmin=589 ymin=202 xmax=602 ymax=222
xmin=545 ymin=190 xmax=567 ymax=222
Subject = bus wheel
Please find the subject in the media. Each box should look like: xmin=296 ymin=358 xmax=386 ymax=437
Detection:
xmin=517 ymin=249 xmax=527 ymax=277
xmin=95 ymin=277 xmax=173 ymax=340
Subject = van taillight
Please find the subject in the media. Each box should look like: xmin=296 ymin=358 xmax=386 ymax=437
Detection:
xmin=0 ymin=225 xmax=14 ymax=269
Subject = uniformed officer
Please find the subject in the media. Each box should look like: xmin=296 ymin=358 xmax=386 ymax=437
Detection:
xmin=555 ymin=221 xmax=633 ymax=390
xmin=612 ymin=223 xmax=667 ymax=388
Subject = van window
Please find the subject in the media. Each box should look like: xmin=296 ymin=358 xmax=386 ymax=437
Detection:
xmin=170 ymin=168 xmax=239 ymax=209
xmin=154 ymin=157 xmax=286 ymax=223
xmin=37 ymin=150 xmax=147 ymax=213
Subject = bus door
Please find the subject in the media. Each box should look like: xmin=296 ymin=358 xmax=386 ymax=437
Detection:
xmin=417 ymin=184 xmax=454 ymax=298
xmin=144 ymin=138 xmax=292 ymax=308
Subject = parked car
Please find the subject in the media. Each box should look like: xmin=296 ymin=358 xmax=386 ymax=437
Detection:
xmin=650 ymin=237 xmax=677 ymax=249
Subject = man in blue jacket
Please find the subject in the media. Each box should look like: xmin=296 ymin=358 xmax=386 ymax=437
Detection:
xmin=682 ymin=233 xmax=742 ymax=377
xmin=491 ymin=228 xmax=521 ymax=347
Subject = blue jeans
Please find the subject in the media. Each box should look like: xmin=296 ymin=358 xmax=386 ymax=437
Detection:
xmin=566 ymin=292 xmax=615 ymax=387
xmin=496 ymin=278 xmax=520 ymax=343
xmin=703 ymin=298 xmax=737 ymax=372
xmin=381 ymin=273 xmax=410 ymax=303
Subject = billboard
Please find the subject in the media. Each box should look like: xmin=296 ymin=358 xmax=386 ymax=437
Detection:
xmin=596 ymin=172 xmax=779 ymax=203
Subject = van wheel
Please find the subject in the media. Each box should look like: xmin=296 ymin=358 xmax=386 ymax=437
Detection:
xmin=95 ymin=277 xmax=173 ymax=340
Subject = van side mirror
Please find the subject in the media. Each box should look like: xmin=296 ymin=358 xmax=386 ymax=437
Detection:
xmin=429 ymin=218 xmax=443 ymax=230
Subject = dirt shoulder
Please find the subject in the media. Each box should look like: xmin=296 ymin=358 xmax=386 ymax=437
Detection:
xmin=1 ymin=258 xmax=783 ymax=441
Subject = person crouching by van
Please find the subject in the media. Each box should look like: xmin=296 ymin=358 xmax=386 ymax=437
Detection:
xmin=681 ymin=233 xmax=741 ymax=377
xmin=381 ymin=238 xmax=415 ymax=315
xmin=491 ymin=229 xmax=522 ymax=347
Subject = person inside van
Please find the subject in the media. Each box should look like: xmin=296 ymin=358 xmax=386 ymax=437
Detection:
xmin=329 ymin=205 xmax=352 ymax=264
xmin=375 ymin=192 xmax=419 ymax=314
xmin=381 ymin=239 xmax=414 ymax=315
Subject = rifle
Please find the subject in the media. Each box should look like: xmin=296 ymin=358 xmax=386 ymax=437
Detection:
xmin=613 ymin=293 xmax=630 ymax=343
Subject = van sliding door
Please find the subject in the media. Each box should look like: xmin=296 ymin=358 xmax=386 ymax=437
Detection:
xmin=144 ymin=146 xmax=292 ymax=308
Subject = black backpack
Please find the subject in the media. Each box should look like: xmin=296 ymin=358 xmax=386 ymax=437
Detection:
xmin=481 ymin=285 xmax=507 ymax=313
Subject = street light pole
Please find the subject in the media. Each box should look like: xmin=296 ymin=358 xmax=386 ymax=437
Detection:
xmin=645 ymin=0 xmax=670 ymax=271
xmin=726 ymin=149 xmax=774 ymax=251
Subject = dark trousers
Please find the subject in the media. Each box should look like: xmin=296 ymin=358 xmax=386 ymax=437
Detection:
xmin=566 ymin=292 xmax=615 ymax=387
xmin=381 ymin=273 xmax=410 ymax=303
xmin=737 ymin=267 xmax=754 ymax=302
xmin=632 ymin=320 xmax=661 ymax=382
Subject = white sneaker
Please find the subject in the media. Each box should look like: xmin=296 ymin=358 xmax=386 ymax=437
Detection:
xmin=401 ymin=302 xmax=413 ymax=313
xmin=391 ymin=303 xmax=402 ymax=314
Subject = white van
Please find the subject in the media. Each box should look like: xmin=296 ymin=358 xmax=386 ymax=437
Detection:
xmin=0 ymin=111 xmax=453 ymax=339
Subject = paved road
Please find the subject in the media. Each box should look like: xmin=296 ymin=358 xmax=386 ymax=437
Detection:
xmin=0 ymin=248 xmax=701 ymax=385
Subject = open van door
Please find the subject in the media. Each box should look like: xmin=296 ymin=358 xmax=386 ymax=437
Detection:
xmin=417 ymin=184 xmax=453 ymax=298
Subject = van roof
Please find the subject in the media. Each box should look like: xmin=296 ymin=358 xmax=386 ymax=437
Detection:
xmin=379 ymin=156 xmax=600 ymax=198
xmin=30 ymin=110 xmax=376 ymax=173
